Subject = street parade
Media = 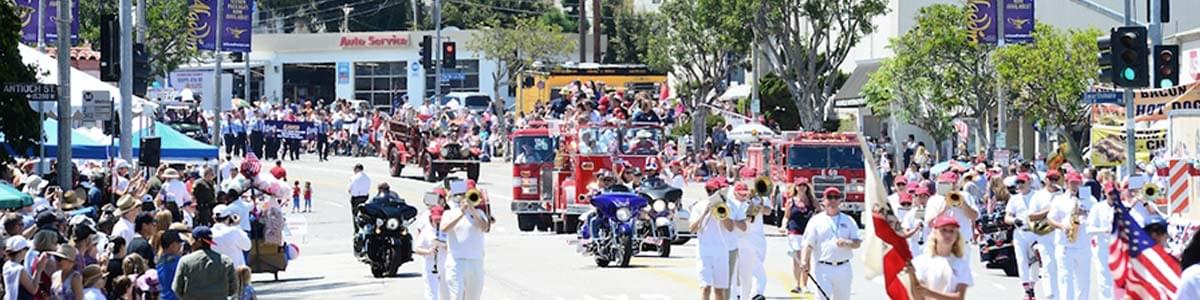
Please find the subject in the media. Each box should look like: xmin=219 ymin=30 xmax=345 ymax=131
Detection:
xmin=7 ymin=0 xmax=1200 ymax=299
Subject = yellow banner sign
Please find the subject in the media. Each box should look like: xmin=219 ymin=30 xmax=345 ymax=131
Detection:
xmin=1091 ymin=81 xmax=1200 ymax=124
xmin=1089 ymin=125 xmax=1167 ymax=167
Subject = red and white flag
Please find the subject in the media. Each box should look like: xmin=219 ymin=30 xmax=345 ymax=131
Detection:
xmin=861 ymin=140 xmax=912 ymax=300
xmin=1110 ymin=201 xmax=1182 ymax=299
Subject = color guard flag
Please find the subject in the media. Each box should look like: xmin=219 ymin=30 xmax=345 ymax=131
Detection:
xmin=1110 ymin=200 xmax=1182 ymax=299
xmin=861 ymin=140 xmax=912 ymax=300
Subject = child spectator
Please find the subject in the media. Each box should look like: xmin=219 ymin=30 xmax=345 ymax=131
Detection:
xmin=303 ymin=182 xmax=313 ymax=213
xmin=237 ymin=266 xmax=256 ymax=300
xmin=292 ymin=181 xmax=301 ymax=213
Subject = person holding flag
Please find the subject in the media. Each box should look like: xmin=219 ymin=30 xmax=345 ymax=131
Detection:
xmin=906 ymin=215 xmax=973 ymax=299
xmin=1108 ymin=190 xmax=1181 ymax=300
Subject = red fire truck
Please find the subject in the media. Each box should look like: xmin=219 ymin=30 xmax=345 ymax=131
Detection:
xmin=749 ymin=132 xmax=867 ymax=224
xmin=536 ymin=122 xmax=667 ymax=234
xmin=510 ymin=122 xmax=557 ymax=232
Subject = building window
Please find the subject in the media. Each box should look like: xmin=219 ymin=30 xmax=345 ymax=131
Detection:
xmin=354 ymin=61 xmax=408 ymax=108
xmin=425 ymin=59 xmax=481 ymax=96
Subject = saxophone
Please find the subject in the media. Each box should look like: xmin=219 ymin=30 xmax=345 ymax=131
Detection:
xmin=1067 ymin=191 xmax=1083 ymax=243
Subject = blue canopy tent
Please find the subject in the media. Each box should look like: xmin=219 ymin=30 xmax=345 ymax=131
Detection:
xmin=120 ymin=122 xmax=218 ymax=161
xmin=2 ymin=119 xmax=110 ymax=159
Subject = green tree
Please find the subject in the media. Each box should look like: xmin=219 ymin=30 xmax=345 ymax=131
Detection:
xmin=600 ymin=2 xmax=652 ymax=64
xmin=758 ymin=74 xmax=801 ymax=130
xmin=0 ymin=0 xmax=43 ymax=163
xmin=752 ymin=0 xmax=888 ymax=130
xmin=645 ymin=0 xmax=754 ymax=146
xmin=862 ymin=4 xmax=1000 ymax=156
xmin=863 ymin=53 xmax=956 ymax=158
xmin=995 ymin=24 xmax=1101 ymax=167
xmin=428 ymin=0 xmax=556 ymax=30
xmin=80 ymin=0 xmax=199 ymax=79
xmin=469 ymin=17 xmax=574 ymax=134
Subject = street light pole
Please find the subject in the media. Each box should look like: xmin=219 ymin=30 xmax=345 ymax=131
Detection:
xmin=212 ymin=0 xmax=224 ymax=149
xmin=120 ymin=0 xmax=133 ymax=161
xmin=434 ymin=0 xmax=442 ymax=101
xmin=36 ymin=0 xmax=45 ymax=176
xmin=1123 ymin=0 xmax=1136 ymax=176
xmin=56 ymin=0 xmax=72 ymax=188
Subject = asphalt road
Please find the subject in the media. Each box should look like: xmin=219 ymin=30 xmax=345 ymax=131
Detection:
xmin=253 ymin=155 xmax=1036 ymax=299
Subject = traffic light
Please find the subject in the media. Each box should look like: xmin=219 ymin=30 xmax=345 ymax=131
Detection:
xmin=1111 ymin=26 xmax=1149 ymax=88
xmin=99 ymin=14 xmax=119 ymax=82
xmin=132 ymin=43 xmax=149 ymax=97
xmin=1097 ymin=36 xmax=1113 ymax=83
xmin=419 ymin=35 xmax=433 ymax=70
xmin=1154 ymin=45 xmax=1180 ymax=88
xmin=442 ymin=41 xmax=456 ymax=69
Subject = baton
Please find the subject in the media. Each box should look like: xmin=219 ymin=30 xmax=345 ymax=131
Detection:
xmin=805 ymin=270 xmax=831 ymax=300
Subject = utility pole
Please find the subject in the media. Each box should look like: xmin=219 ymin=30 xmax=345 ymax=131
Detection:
xmin=1123 ymin=0 xmax=1136 ymax=176
xmin=119 ymin=0 xmax=133 ymax=160
xmin=340 ymin=5 xmax=352 ymax=33
xmin=410 ymin=0 xmax=418 ymax=31
xmin=36 ymin=0 xmax=46 ymax=176
xmin=136 ymin=0 xmax=145 ymax=43
xmin=434 ymin=0 xmax=442 ymax=100
xmin=246 ymin=7 xmax=254 ymax=101
xmin=996 ymin=2 xmax=1007 ymax=158
xmin=56 ymin=0 xmax=72 ymax=187
xmin=212 ymin=0 xmax=224 ymax=149
xmin=578 ymin=0 xmax=586 ymax=62
xmin=591 ymin=0 xmax=600 ymax=63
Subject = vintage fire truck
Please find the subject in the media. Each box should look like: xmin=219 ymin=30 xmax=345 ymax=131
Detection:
xmin=385 ymin=120 xmax=482 ymax=182
xmin=522 ymin=122 xmax=667 ymax=234
xmin=749 ymin=132 xmax=867 ymax=224
xmin=510 ymin=122 xmax=558 ymax=232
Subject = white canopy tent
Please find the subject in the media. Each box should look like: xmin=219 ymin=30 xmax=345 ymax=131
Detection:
xmin=18 ymin=44 xmax=158 ymax=120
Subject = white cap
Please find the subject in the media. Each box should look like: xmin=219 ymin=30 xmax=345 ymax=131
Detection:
xmin=213 ymin=204 xmax=230 ymax=218
xmin=5 ymin=236 xmax=29 ymax=253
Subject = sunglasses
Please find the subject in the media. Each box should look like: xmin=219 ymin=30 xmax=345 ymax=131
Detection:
xmin=900 ymin=203 xmax=913 ymax=207
xmin=1016 ymin=180 xmax=1027 ymax=184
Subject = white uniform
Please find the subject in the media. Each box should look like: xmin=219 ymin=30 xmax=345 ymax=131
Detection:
xmin=923 ymin=193 xmax=979 ymax=262
xmin=1028 ymin=188 xmax=1060 ymax=300
xmin=803 ymin=212 xmax=861 ymax=300
xmin=1178 ymin=265 xmax=1200 ymax=300
xmin=887 ymin=193 xmax=909 ymax=221
xmin=912 ymin=254 xmax=974 ymax=294
xmin=1086 ymin=199 xmax=1115 ymax=300
xmin=1006 ymin=191 xmax=1037 ymax=284
xmin=414 ymin=212 xmax=450 ymax=300
xmin=730 ymin=196 xmax=768 ymax=298
xmin=690 ymin=198 xmax=734 ymax=289
xmin=445 ymin=208 xmax=487 ymax=300
xmin=901 ymin=205 xmax=929 ymax=258
xmin=1049 ymin=190 xmax=1094 ymax=300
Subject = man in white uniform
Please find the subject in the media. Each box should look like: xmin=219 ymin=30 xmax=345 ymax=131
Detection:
xmin=1047 ymin=172 xmax=1094 ymax=300
xmin=923 ymin=172 xmax=979 ymax=260
xmin=1086 ymin=182 xmax=1117 ymax=300
xmin=1004 ymin=173 xmax=1039 ymax=299
xmin=440 ymin=189 xmax=491 ymax=300
xmin=1121 ymin=175 xmax=1160 ymax=227
xmin=1026 ymin=170 xmax=1063 ymax=300
xmin=901 ymin=186 xmax=930 ymax=258
xmin=690 ymin=181 xmax=738 ymax=300
xmin=800 ymin=187 xmax=861 ymax=300
xmin=730 ymin=173 xmax=770 ymax=300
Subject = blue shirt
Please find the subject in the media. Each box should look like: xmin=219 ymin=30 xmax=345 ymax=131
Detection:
xmin=230 ymin=120 xmax=245 ymax=134
xmin=157 ymin=254 xmax=181 ymax=300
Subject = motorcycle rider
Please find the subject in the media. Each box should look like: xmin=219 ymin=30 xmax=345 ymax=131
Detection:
xmin=1027 ymin=170 xmax=1064 ymax=300
xmin=690 ymin=179 xmax=737 ymax=300
xmin=1004 ymin=173 xmax=1039 ymax=299
xmin=1047 ymin=172 xmax=1094 ymax=300
xmin=731 ymin=168 xmax=768 ymax=300
xmin=800 ymin=187 xmax=861 ymax=300
xmin=439 ymin=184 xmax=492 ymax=300
xmin=414 ymin=188 xmax=450 ymax=300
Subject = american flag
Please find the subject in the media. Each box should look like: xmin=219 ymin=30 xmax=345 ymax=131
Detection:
xmin=1109 ymin=201 xmax=1182 ymax=299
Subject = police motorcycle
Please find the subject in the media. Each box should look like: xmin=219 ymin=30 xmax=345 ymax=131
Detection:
xmin=577 ymin=189 xmax=649 ymax=268
xmin=976 ymin=201 xmax=1018 ymax=277
xmin=353 ymin=189 xmax=419 ymax=278
xmin=635 ymin=176 xmax=683 ymax=257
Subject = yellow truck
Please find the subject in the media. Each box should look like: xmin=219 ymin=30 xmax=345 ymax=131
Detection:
xmin=515 ymin=64 xmax=667 ymax=115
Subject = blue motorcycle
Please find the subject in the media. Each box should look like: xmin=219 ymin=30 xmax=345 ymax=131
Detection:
xmin=578 ymin=192 xmax=647 ymax=267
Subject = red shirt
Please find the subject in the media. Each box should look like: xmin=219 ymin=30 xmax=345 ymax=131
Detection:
xmin=270 ymin=166 xmax=287 ymax=180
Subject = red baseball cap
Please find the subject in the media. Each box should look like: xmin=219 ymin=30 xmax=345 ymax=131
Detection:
xmin=739 ymin=167 xmax=757 ymax=178
xmin=823 ymin=187 xmax=842 ymax=199
xmin=899 ymin=192 xmax=913 ymax=204
xmin=1016 ymin=173 xmax=1032 ymax=183
xmin=1045 ymin=170 xmax=1062 ymax=181
xmin=915 ymin=186 xmax=931 ymax=196
xmin=937 ymin=171 xmax=959 ymax=183
xmin=894 ymin=177 xmax=908 ymax=186
xmin=433 ymin=187 xmax=447 ymax=196
xmin=932 ymin=215 xmax=960 ymax=228
xmin=794 ymin=177 xmax=810 ymax=185
xmin=704 ymin=178 xmax=725 ymax=193
xmin=906 ymin=186 xmax=919 ymax=195
xmin=466 ymin=179 xmax=477 ymax=189
xmin=734 ymin=182 xmax=750 ymax=193
xmin=1103 ymin=182 xmax=1117 ymax=194
xmin=1065 ymin=172 xmax=1083 ymax=184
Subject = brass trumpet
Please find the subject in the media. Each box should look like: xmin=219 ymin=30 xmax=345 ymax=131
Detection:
xmin=712 ymin=199 xmax=730 ymax=220
xmin=753 ymin=176 xmax=774 ymax=197
xmin=947 ymin=191 xmax=965 ymax=208
xmin=465 ymin=188 xmax=484 ymax=207
xmin=1143 ymin=183 xmax=1161 ymax=200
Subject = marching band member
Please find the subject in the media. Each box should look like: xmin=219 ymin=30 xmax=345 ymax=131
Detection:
xmin=923 ymin=172 xmax=979 ymax=261
xmin=800 ymin=187 xmax=861 ymax=300
xmin=1121 ymin=175 xmax=1160 ymax=227
xmin=414 ymin=188 xmax=450 ymax=300
xmin=780 ymin=180 xmax=816 ymax=295
xmin=1026 ymin=170 xmax=1064 ymax=300
xmin=906 ymin=215 xmax=974 ymax=299
xmin=731 ymin=169 xmax=769 ymax=300
xmin=690 ymin=180 xmax=737 ymax=300
xmin=1047 ymin=172 xmax=1094 ymax=300
xmin=440 ymin=187 xmax=492 ymax=300
xmin=902 ymin=185 xmax=930 ymax=258
xmin=723 ymin=182 xmax=749 ymax=297
xmin=1085 ymin=182 xmax=1119 ymax=300
xmin=888 ymin=177 xmax=911 ymax=220
xmin=1005 ymin=173 xmax=1039 ymax=299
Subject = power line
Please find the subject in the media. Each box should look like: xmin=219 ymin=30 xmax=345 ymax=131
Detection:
xmin=272 ymin=0 xmax=408 ymax=32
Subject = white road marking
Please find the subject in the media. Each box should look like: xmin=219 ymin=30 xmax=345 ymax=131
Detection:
xmin=992 ymin=283 xmax=1006 ymax=290
xmin=324 ymin=201 xmax=346 ymax=208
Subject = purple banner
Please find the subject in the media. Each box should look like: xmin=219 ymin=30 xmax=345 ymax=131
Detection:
xmin=189 ymin=0 xmax=254 ymax=52
xmin=1002 ymin=0 xmax=1035 ymax=44
xmin=967 ymin=0 xmax=997 ymax=44
xmin=17 ymin=0 xmax=79 ymax=45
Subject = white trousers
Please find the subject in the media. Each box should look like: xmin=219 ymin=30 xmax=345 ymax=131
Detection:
xmin=424 ymin=257 xmax=450 ymax=300
xmin=735 ymin=245 xmax=767 ymax=299
xmin=447 ymin=258 xmax=484 ymax=300
xmin=1014 ymin=233 xmax=1037 ymax=283
xmin=811 ymin=263 xmax=852 ymax=300
xmin=1056 ymin=246 xmax=1092 ymax=300
xmin=1036 ymin=235 xmax=1060 ymax=300
xmin=1092 ymin=235 xmax=1114 ymax=300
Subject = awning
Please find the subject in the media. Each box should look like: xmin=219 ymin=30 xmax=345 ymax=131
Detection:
xmin=832 ymin=59 xmax=882 ymax=108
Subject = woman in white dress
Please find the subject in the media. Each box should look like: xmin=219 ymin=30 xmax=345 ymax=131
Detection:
xmin=906 ymin=214 xmax=973 ymax=299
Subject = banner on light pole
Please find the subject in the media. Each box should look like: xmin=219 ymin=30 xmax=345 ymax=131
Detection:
xmin=188 ymin=0 xmax=254 ymax=52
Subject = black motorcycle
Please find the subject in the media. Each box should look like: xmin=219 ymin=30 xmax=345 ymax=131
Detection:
xmin=354 ymin=195 xmax=419 ymax=278
xmin=635 ymin=178 xmax=683 ymax=257
xmin=976 ymin=204 xmax=1018 ymax=277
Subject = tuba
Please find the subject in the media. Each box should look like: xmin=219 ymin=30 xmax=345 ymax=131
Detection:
xmin=753 ymin=176 xmax=774 ymax=197
xmin=465 ymin=188 xmax=484 ymax=207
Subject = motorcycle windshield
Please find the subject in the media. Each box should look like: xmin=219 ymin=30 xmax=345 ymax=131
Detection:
xmin=637 ymin=180 xmax=682 ymax=202
xmin=591 ymin=192 xmax=648 ymax=214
